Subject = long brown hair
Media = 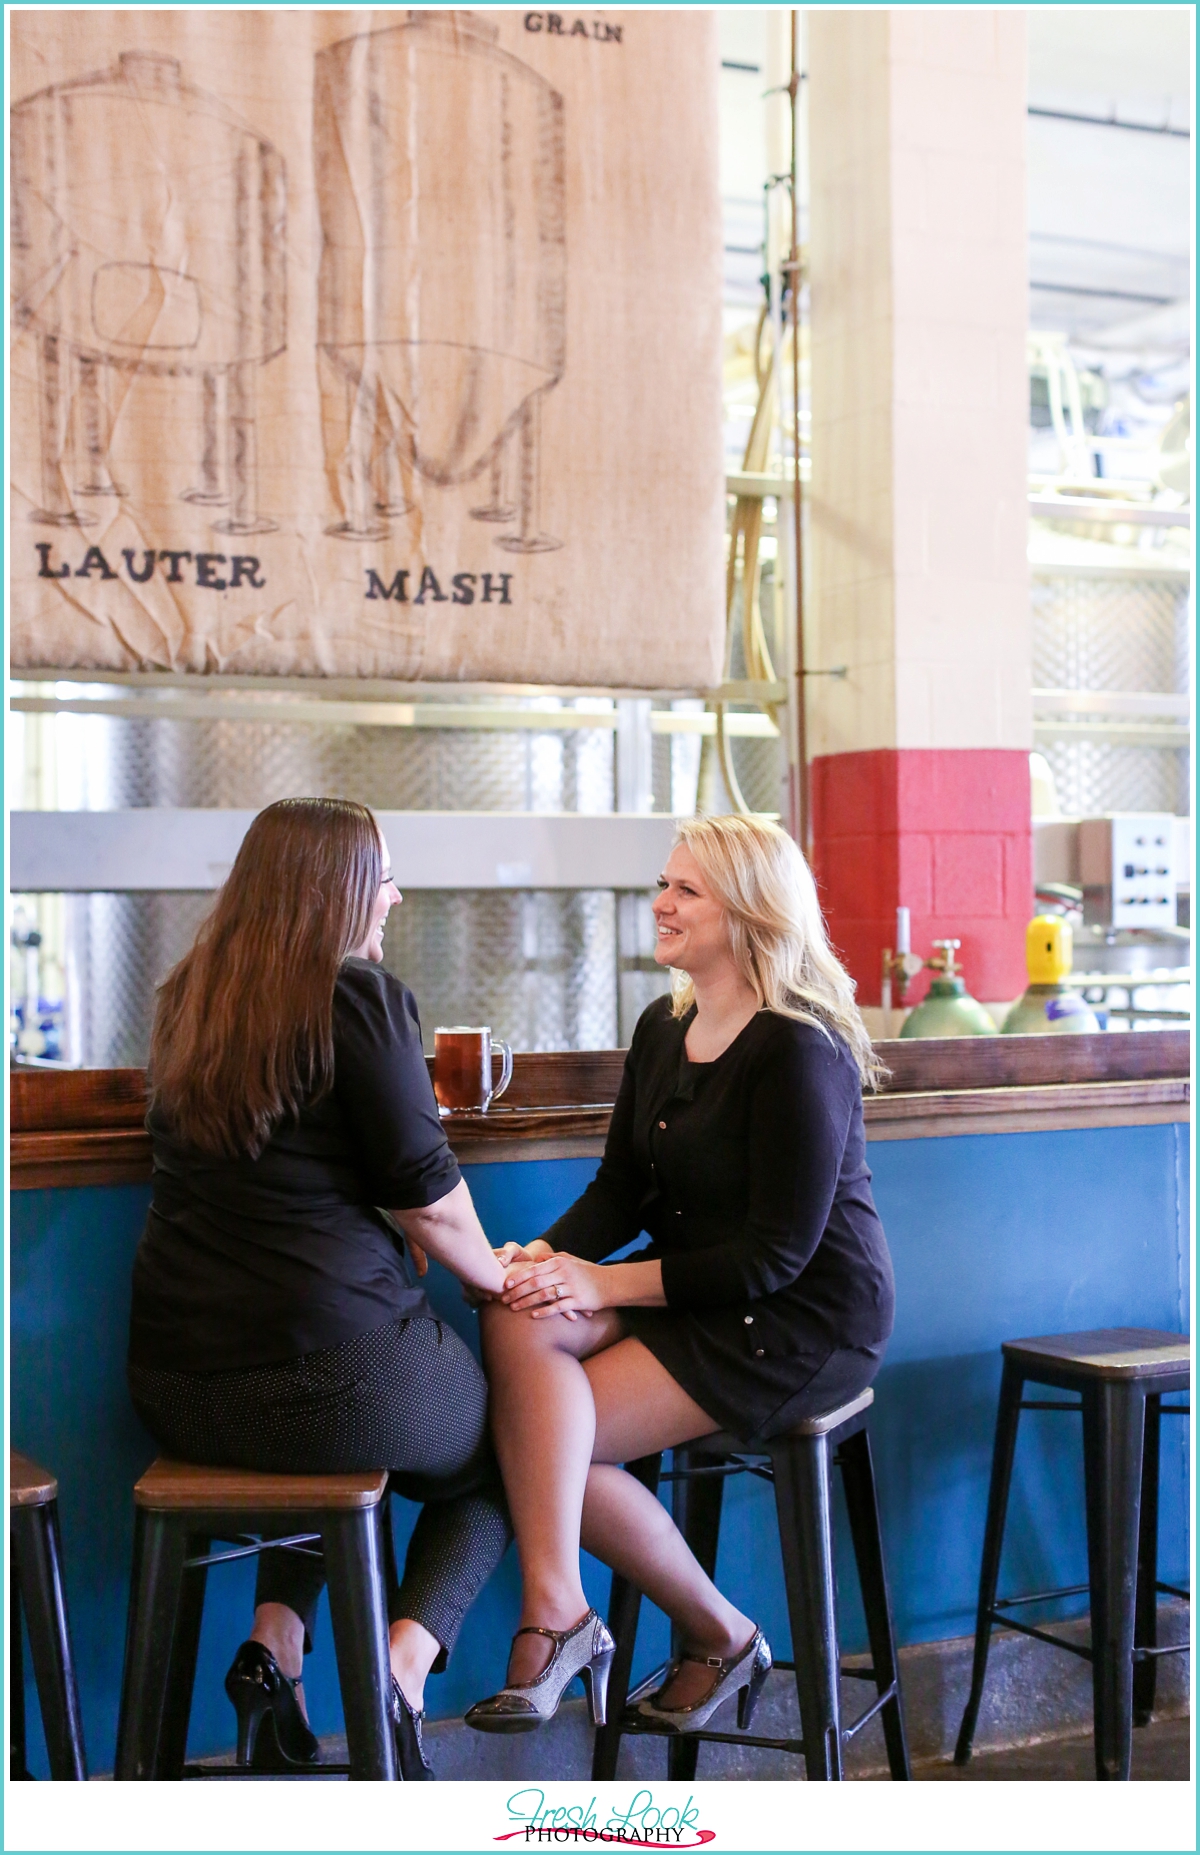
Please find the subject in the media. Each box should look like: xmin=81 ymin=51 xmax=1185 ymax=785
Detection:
xmin=149 ymin=798 xmax=382 ymax=1156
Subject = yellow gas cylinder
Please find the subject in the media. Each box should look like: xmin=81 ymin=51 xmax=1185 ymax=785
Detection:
xmin=1001 ymin=916 xmax=1101 ymax=1035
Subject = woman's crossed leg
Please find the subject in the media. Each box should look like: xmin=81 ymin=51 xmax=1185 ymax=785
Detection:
xmin=481 ymin=1300 xmax=754 ymax=1706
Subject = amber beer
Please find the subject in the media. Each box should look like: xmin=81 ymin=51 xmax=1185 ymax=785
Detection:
xmin=433 ymin=1027 xmax=514 ymax=1115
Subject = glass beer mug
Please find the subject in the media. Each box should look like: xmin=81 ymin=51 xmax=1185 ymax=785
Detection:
xmin=433 ymin=1026 xmax=514 ymax=1115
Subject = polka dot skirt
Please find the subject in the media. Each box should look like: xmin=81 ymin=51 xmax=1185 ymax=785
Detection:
xmin=129 ymin=1316 xmax=511 ymax=1656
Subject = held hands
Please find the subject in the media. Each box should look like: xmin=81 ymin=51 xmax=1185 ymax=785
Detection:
xmin=502 ymin=1239 xmax=555 ymax=1265
xmin=495 ymin=1240 xmax=553 ymax=1269
xmin=460 ymin=1239 xmax=548 ymax=1308
xmin=500 ymin=1250 xmax=605 ymax=1320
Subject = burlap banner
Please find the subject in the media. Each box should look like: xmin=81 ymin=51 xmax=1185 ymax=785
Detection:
xmin=11 ymin=8 xmax=725 ymax=687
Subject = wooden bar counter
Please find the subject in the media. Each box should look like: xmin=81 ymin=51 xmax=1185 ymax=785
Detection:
xmin=10 ymin=1029 xmax=1189 ymax=1189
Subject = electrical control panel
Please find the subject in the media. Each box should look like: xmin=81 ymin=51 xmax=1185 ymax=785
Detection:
xmin=1078 ymin=814 xmax=1178 ymax=930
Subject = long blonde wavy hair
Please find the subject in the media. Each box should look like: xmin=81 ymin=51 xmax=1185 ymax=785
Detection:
xmin=666 ymin=815 xmax=886 ymax=1090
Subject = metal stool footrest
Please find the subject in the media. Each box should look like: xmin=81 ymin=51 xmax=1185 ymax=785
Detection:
xmin=619 ymin=1717 xmax=808 ymax=1756
xmin=657 ymin=1459 xmax=775 ymax=1485
xmin=842 ymin=1683 xmax=900 ymax=1743
xmin=182 ymin=1532 xmax=324 ymax=1571
xmin=985 ymin=1610 xmax=1094 ymax=1661
xmin=994 ymin=1581 xmax=1091 ymax=1610
xmin=621 ymin=1660 xmax=897 ymax=1756
xmin=986 ymin=1608 xmax=1190 ymax=1665
xmin=183 ymin=1760 xmax=352 ymax=1778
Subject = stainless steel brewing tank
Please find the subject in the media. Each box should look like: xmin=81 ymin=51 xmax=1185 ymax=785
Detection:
xmin=12 ymin=51 xmax=286 ymax=532
xmin=314 ymin=12 xmax=566 ymax=543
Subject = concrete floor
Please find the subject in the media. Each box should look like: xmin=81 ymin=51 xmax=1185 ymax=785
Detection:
xmin=909 ymin=1714 xmax=1191 ymax=1781
xmin=188 ymin=1711 xmax=1190 ymax=1781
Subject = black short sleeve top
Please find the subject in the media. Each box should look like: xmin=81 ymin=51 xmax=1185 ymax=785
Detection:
xmin=128 ymin=959 xmax=460 ymax=1374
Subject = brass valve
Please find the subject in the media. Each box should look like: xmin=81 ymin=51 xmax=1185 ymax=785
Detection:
xmin=880 ymin=911 xmax=975 ymax=1028
xmin=881 ymin=946 xmax=924 ymax=998
xmin=882 ymin=935 xmax=965 ymax=1027
xmin=926 ymin=939 xmax=962 ymax=979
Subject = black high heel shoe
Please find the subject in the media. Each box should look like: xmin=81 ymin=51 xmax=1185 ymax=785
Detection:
xmin=392 ymin=1677 xmax=435 ymax=1780
xmin=224 ymin=1640 xmax=320 ymax=1770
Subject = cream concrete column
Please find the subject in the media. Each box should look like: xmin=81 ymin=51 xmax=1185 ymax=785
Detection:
xmin=806 ymin=9 xmax=1032 ymax=1006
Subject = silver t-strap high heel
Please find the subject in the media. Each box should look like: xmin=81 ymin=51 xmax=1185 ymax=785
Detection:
xmin=635 ymin=1626 xmax=773 ymax=1733
xmin=465 ymin=1609 xmax=617 ymax=1734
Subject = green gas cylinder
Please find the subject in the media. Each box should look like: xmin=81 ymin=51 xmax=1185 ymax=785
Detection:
xmin=1001 ymin=916 xmax=1101 ymax=1035
xmin=899 ymin=940 xmax=997 ymax=1038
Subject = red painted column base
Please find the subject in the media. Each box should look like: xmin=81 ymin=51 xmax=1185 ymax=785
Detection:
xmin=810 ymin=748 xmax=1032 ymax=1008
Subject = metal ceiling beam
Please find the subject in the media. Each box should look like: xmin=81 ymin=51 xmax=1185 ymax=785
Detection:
xmin=1028 ymin=105 xmax=1189 ymax=139
xmin=8 ymin=696 xmax=781 ymax=734
xmin=1032 ymin=690 xmax=1189 ymax=721
xmin=1028 ymin=496 xmax=1190 ymax=528
xmin=10 ymin=810 xmax=684 ymax=893
xmin=9 ymin=670 xmax=788 ymax=704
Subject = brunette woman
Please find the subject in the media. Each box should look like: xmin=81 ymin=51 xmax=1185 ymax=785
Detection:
xmin=127 ymin=797 xmax=511 ymax=1778
xmin=467 ymin=815 xmax=894 ymax=1735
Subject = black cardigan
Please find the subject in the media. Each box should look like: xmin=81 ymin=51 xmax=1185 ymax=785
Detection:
xmin=542 ymin=996 xmax=895 ymax=1366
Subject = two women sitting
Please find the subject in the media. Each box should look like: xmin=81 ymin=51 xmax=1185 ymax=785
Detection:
xmin=128 ymin=797 xmax=894 ymax=1777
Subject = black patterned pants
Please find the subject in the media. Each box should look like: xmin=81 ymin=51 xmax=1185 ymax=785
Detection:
xmin=128 ymin=1316 xmax=510 ymax=1658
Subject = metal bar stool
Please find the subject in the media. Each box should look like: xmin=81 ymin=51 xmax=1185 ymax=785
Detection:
xmin=114 ymin=1459 xmax=398 ymax=1779
xmin=955 ymin=1327 xmax=1191 ymax=1782
xmin=592 ymin=1388 xmax=910 ymax=1782
xmin=10 ymin=1449 xmax=88 ymax=1780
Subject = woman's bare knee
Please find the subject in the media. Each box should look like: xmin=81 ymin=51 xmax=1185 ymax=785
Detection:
xmin=482 ymin=1301 xmax=555 ymax=1342
xmin=480 ymin=1299 xmax=539 ymax=1364
xmin=481 ymin=1300 xmax=623 ymax=1365
xmin=481 ymin=1300 xmax=579 ymax=1361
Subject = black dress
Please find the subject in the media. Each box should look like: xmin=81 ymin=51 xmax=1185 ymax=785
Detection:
xmin=126 ymin=958 xmax=510 ymax=1657
xmin=542 ymin=996 xmax=895 ymax=1443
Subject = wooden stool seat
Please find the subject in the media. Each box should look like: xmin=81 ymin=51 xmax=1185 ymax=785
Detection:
xmin=11 ymin=1450 xmax=58 ymax=1508
xmin=690 ymin=1389 xmax=874 ymax=1454
xmin=134 ymin=1459 xmax=388 ymax=1511
xmin=593 ymin=1387 xmax=909 ymax=1783
xmin=957 ymin=1325 xmax=1191 ymax=1781
xmin=1003 ymin=1328 xmax=1190 ymax=1380
xmin=10 ymin=1448 xmax=87 ymax=1779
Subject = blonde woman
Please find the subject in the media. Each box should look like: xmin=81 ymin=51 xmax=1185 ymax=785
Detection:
xmin=467 ymin=816 xmax=895 ymax=1735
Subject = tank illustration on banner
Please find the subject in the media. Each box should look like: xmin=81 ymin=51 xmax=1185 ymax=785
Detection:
xmin=12 ymin=51 xmax=286 ymax=534
xmin=314 ymin=11 xmax=566 ymax=549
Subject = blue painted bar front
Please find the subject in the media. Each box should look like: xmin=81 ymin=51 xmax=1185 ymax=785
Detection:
xmin=10 ymin=1121 xmax=1190 ymax=1774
